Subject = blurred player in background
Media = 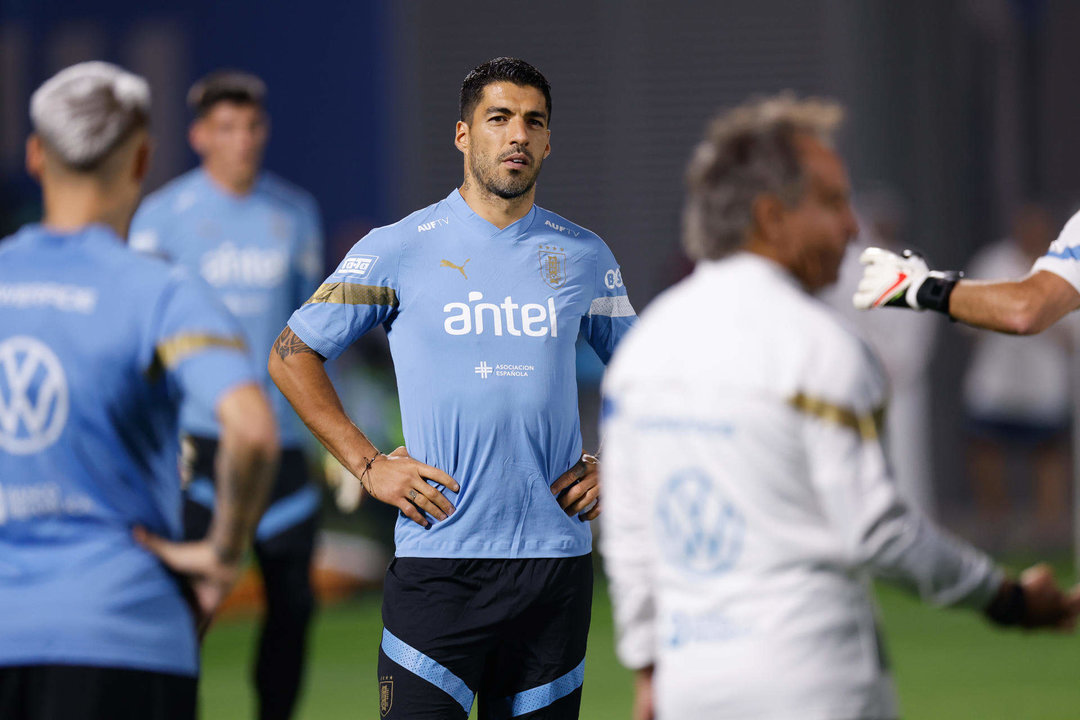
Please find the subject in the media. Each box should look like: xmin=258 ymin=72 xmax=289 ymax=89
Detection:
xmin=601 ymin=95 xmax=1078 ymax=720
xmin=0 ymin=62 xmax=276 ymax=720
xmin=129 ymin=70 xmax=324 ymax=720
xmin=270 ymin=57 xmax=635 ymax=719
xmin=961 ymin=203 xmax=1075 ymax=547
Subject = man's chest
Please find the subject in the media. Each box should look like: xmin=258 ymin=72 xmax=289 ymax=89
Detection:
xmin=396 ymin=237 xmax=593 ymax=341
xmin=168 ymin=206 xmax=296 ymax=290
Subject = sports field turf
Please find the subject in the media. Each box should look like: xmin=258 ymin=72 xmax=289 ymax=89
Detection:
xmin=200 ymin=572 xmax=1080 ymax=719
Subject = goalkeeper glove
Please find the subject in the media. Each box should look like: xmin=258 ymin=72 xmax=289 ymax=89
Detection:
xmin=852 ymin=247 xmax=962 ymax=314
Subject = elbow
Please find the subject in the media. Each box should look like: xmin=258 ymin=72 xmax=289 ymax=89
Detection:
xmin=1001 ymin=299 xmax=1050 ymax=336
xmin=231 ymin=403 xmax=280 ymax=468
xmin=267 ymin=350 xmax=286 ymax=389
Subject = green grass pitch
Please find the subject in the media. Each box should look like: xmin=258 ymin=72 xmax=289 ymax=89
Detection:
xmin=199 ymin=576 xmax=1080 ymax=719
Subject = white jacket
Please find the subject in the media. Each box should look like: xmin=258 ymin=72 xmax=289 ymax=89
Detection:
xmin=600 ymin=253 xmax=1001 ymax=720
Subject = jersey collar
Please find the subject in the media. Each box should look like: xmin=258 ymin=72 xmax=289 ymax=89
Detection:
xmin=24 ymin=222 xmax=124 ymax=246
xmin=445 ymin=188 xmax=537 ymax=241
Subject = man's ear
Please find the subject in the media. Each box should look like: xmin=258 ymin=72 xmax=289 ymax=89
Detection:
xmin=751 ymin=193 xmax=785 ymax=246
xmin=25 ymin=134 xmax=44 ymax=180
xmin=188 ymin=120 xmax=205 ymax=156
xmin=132 ymin=136 xmax=153 ymax=183
xmin=454 ymin=120 xmax=469 ymax=154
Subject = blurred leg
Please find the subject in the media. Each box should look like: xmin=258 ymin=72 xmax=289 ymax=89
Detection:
xmin=1032 ymin=435 xmax=1071 ymax=547
xmin=967 ymin=437 xmax=1011 ymax=524
xmin=253 ymin=513 xmax=317 ymax=720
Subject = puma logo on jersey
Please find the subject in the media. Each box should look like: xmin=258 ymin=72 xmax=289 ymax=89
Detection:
xmin=440 ymin=258 xmax=470 ymax=279
xmin=443 ymin=291 xmax=558 ymax=337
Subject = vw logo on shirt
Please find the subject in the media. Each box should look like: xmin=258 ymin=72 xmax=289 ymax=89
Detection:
xmin=656 ymin=468 xmax=745 ymax=575
xmin=0 ymin=336 xmax=69 ymax=455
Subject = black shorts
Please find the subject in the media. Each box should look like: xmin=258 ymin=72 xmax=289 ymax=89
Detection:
xmin=377 ymin=554 xmax=593 ymax=719
xmin=182 ymin=435 xmax=318 ymax=554
xmin=0 ymin=664 xmax=197 ymax=720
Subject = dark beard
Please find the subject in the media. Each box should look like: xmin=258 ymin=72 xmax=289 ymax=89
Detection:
xmin=469 ymin=151 xmax=542 ymax=199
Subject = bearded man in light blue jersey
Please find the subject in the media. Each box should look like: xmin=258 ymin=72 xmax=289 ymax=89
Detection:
xmin=269 ymin=57 xmax=636 ymax=719
xmin=0 ymin=62 xmax=277 ymax=720
xmin=129 ymin=70 xmax=324 ymax=720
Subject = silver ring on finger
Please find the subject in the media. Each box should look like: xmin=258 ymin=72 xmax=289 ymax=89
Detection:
xmin=407 ymin=488 xmax=419 ymax=501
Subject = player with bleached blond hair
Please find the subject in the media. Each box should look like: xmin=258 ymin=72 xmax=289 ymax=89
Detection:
xmin=600 ymin=93 xmax=1080 ymax=720
xmin=0 ymin=62 xmax=277 ymax=720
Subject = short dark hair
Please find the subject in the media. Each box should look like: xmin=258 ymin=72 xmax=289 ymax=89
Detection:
xmin=187 ymin=70 xmax=266 ymax=117
xmin=459 ymin=57 xmax=551 ymax=124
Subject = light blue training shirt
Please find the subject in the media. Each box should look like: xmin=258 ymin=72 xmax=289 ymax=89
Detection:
xmin=130 ymin=168 xmax=323 ymax=448
xmin=0 ymin=223 xmax=256 ymax=676
xmin=288 ymin=189 xmax=636 ymax=558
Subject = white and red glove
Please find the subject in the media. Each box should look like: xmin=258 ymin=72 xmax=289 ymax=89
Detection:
xmin=853 ymin=247 xmax=961 ymax=314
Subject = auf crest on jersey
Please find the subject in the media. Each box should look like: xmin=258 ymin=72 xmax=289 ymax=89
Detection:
xmin=538 ymin=244 xmax=567 ymax=289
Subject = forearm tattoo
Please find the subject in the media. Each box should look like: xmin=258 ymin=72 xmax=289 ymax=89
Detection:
xmin=272 ymin=326 xmax=322 ymax=361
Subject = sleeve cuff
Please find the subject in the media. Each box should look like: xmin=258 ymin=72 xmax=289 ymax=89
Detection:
xmin=1032 ymin=257 xmax=1080 ymax=296
xmin=287 ymin=314 xmax=346 ymax=361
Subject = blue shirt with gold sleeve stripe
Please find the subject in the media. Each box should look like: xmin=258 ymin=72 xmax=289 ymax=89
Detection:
xmin=289 ymin=189 xmax=636 ymax=559
xmin=129 ymin=168 xmax=324 ymax=447
xmin=0 ymin=223 xmax=256 ymax=676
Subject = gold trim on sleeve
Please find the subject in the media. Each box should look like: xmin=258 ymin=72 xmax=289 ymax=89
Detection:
xmin=155 ymin=334 xmax=247 ymax=370
xmin=304 ymin=282 xmax=398 ymax=307
xmin=788 ymin=392 xmax=885 ymax=441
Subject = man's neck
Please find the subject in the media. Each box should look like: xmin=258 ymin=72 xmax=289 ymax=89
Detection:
xmin=743 ymin=238 xmax=807 ymax=290
xmin=41 ymin=179 xmax=130 ymax=239
xmin=458 ymin=177 xmax=534 ymax=230
xmin=203 ymin=163 xmax=258 ymax=197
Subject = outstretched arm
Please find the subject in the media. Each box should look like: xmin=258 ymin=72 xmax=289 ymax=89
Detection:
xmin=947 ymin=271 xmax=1080 ymax=335
xmin=853 ymin=247 xmax=1080 ymax=334
xmin=268 ymin=326 xmax=459 ymax=526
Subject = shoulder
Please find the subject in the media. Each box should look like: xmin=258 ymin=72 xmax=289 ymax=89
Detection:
xmin=138 ymin=169 xmax=203 ymax=217
xmin=112 ymin=241 xmax=185 ymax=283
xmin=357 ymin=198 xmax=449 ymax=248
xmin=258 ymin=171 xmax=321 ymax=218
xmin=327 ymin=200 xmax=446 ymax=280
xmin=1039 ymin=210 xmax=1080 ymax=261
xmin=533 ymin=206 xmax=605 ymax=247
xmin=796 ymin=292 xmax=886 ymax=404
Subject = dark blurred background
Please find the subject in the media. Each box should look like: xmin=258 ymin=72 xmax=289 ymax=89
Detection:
xmin=4 ymin=0 xmax=1079 ymax=550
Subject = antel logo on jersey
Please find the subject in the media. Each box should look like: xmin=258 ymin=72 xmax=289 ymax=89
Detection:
xmin=656 ymin=468 xmax=744 ymax=575
xmin=604 ymin=268 xmax=624 ymax=289
xmin=0 ymin=336 xmax=69 ymax=455
xmin=444 ymin=292 xmax=558 ymax=337
xmin=340 ymin=255 xmax=379 ymax=278
xmin=200 ymin=243 xmax=289 ymax=288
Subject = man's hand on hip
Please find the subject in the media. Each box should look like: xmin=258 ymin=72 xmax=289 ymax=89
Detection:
xmin=364 ymin=446 xmax=459 ymax=528
xmin=551 ymin=453 xmax=601 ymax=521
xmin=133 ymin=526 xmax=241 ymax=639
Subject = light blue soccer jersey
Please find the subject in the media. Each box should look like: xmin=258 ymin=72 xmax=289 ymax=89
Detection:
xmin=0 ymin=223 xmax=256 ymax=676
xmin=130 ymin=168 xmax=323 ymax=447
xmin=289 ymin=189 xmax=636 ymax=558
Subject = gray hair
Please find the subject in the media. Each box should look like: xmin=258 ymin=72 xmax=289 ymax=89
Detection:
xmin=682 ymin=93 xmax=843 ymax=261
xmin=30 ymin=61 xmax=150 ymax=172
